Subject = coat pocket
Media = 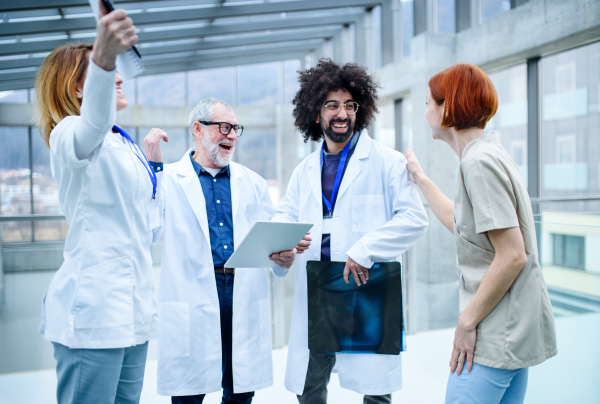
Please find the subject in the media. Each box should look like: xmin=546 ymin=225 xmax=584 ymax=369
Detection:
xmin=72 ymin=254 xmax=134 ymax=330
xmin=158 ymin=302 xmax=191 ymax=359
xmin=351 ymin=195 xmax=387 ymax=233
xmin=258 ymin=299 xmax=271 ymax=353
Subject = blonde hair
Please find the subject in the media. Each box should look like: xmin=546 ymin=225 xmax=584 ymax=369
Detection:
xmin=35 ymin=43 xmax=93 ymax=148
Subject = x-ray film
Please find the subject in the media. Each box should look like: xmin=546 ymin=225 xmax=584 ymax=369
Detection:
xmin=307 ymin=261 xmax=406 ymax=355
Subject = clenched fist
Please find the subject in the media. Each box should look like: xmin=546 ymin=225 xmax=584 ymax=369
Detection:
xmin=93 ymin=1 xmax=139 ymax=71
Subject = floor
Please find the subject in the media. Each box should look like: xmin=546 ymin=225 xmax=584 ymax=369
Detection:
xmin=1 ymin=312 xmax=599 ymax=404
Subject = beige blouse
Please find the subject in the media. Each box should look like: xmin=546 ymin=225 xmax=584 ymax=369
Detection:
xmin=454 ymin=133 xmax=557 ymax=369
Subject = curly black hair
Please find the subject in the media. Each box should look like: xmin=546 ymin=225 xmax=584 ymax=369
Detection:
xmin=292 ymin=58 xmax=380 ymax=142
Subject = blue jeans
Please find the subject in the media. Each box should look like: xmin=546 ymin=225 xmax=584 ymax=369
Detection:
xmin=172 ymin=273 xmax=254 ymax=404
xmin=445 ymin=363 xmax=528 ymax=404
xmin=52 ymin=341 xmax=148 ymax=404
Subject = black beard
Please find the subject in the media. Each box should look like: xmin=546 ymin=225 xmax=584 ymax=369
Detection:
xmin=321 ymin=118 xmax=354 ymax=143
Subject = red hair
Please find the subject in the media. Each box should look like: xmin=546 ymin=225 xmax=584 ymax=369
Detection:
xmin=429 ymin=63 xmax=498 ymax=130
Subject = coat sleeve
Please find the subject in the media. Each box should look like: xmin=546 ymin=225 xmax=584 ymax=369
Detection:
xmin=346 ymin=155 xmax=429 ymax=268
xmin=269 ymin=165 xmax=304 ymax=277
xmin=150 ymin=169 xmax=166 ymax=243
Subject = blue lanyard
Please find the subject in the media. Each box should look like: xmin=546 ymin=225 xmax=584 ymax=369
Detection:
xmin=320 ymin=133 xmax=353 ymax=218
xmin=112 ymin=126 xmax=157 ymax=200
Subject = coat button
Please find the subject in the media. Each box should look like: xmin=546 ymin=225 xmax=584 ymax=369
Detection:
xmin=224 ymin=245 xmax=227 ymax=249
xmin=217 ymin=200 xmax=221 ymax=204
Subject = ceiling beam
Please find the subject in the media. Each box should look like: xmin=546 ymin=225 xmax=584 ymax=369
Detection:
xmin=0 ymin=50 xmax=308 ymax=91
xmin=0 ymin=0 xmax=150 ymax=12
xmin=0 ymin=30 xmax=337 ymax=70
xmin=141 ymin=51 xmax=308 ymax=77
xmin=0 ymin=43 xmax=317 ymax=84
xmin=0 ymin=13 xmax=361 ymax=56
xmin=141 ymin=41 xmax=321 ymax=66
xmin=0 ymin=0 xmax=381 ymax=36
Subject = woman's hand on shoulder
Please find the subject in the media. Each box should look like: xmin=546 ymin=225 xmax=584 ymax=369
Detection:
xmin=144 ymin=128 xmax=169 ymax=163
xmin=405 ymin=148 xmax=426 ymax=185
xmin=93 ymin=1 xmax=138 ymax=71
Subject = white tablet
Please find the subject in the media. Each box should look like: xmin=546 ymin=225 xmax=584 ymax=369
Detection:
xmin=224 ymin=221 xmax=314 ymax=268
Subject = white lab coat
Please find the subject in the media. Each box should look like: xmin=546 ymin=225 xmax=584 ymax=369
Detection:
xmin=155 ymin=149 xmax=286 ymax=397
xmin=39 ymin=61 xmax=162 ymax=349
xmin=272 ymin=133 xmax=428 ymax=396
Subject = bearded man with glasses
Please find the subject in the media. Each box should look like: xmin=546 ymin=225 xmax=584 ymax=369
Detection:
xmin=270 ymin=59 xmax=429 ymax=403
xmin=144 ymin=98 xmax=297 ymax=404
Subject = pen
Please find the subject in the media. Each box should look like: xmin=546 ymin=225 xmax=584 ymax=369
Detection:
xmin=100 ymin=0 xmax=142 ymax=59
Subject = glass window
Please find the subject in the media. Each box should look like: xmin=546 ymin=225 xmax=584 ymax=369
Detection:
xmin=234 ymin=129 xmax=276 ymax=180
xmin=237 ymin=62 xmax=279 ymax=106
xmin=137 ymin=72 xmax=186 ymax=106
xmin=481 ymin=0 xmax=510 ymax=22
xmin=188 ymin=67 xmax=235 ymax=106
xmin=401 ymin=98 xmax=413 ymax=151
xmin=401 ymin=0 xmax=414 ymax=57
xmin=540 ymin=42 xmax=600 ymax=196
xmin=139 ymin=127 xmax=188 ymax=164
xmin=487 ymin=64 xmax=528 ymax=186
xmin=0 ymin=90 xmax=28 ymax=104
xmin=437 ymin=0 xmax=456 ymax=33
xmin=283 ymin=60 xmax=301 ymax=105
xmin=373 ymin=102 xmax=395 ymax=149
xmin=537 ymin=201 xmax=600 ymax=312
xmin=0 ymin=126 xmax=32 ymax=242
xmin=372 ymin=5 xmax=382 ymax=69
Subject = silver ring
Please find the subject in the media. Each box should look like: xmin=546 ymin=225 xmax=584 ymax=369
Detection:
xmin=357 ymin=271 xmax=363 ymax=275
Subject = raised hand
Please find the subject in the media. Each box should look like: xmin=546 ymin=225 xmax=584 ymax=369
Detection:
xmin=405 ymin=148 xmax=426 ymax=185
xmin=144 ymin=128 xmax=169 ymax=162
xmin=93 ymin=1 xmax=138 ymax=71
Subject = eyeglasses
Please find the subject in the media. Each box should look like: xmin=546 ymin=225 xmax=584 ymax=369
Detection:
xmin=199 ymin=121 xmax=244 ymax=137
xmin=323 ymin=101 xmax=359 ymax=115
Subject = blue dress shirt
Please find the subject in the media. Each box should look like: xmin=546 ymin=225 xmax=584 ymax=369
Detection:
xmin=189 ymin=152 xmax=235 ymax=267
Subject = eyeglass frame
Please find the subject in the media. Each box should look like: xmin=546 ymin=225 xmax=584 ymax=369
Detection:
xmin=322 ymin=101 xmax=360 ymax=115
xmin=199 ymin=121 xmax=244 ymax=137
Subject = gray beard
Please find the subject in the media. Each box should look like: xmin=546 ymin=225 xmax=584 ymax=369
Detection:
xmin=202 ymin=135 xmax=233 ymax=167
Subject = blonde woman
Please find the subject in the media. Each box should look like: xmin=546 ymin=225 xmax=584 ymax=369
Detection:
xmin=36 ymin=3 xmax=167 ymax=403
xmin=406 ymin=64 xmax=556 ymax=404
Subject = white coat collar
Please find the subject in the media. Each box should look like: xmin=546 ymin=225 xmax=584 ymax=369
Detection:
xmin=306 ymin=131 xmax=373 ymax=206
xmin=175 ymin=148 xmax=245 ymax=249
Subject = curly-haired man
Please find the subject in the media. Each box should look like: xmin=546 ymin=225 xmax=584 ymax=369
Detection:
xmin=270 ymin=59 xmax=429 ymax=403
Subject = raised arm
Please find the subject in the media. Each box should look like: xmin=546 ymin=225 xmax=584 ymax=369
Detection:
xmin=73 ymin=3 xmax=138 ymax=160
xmin=405 ymin=149 xmax=455 ymax=233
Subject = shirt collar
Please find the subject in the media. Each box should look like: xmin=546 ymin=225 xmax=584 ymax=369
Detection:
xmin=190 ymin=151 xmax=230 ymax=177
xmin=322 ymin=130 xmax=361 ymax=156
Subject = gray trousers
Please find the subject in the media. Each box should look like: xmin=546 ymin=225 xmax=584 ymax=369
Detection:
xmin=297 ymin=350 xmax=392 ymax=404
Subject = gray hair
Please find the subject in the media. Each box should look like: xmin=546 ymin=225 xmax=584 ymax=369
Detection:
xmin=188 ymin=98 xmax=232 ymax=138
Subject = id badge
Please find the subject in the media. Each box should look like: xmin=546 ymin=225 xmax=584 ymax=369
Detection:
xmin=147 ymin=205 xmax=160 ymax=230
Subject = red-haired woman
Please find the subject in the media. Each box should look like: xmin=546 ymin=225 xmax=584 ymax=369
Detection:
xmin=36 ymin=3 xmax=167 ymax=403
xmin=406 ymin=64 xmax=557 ymax=403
